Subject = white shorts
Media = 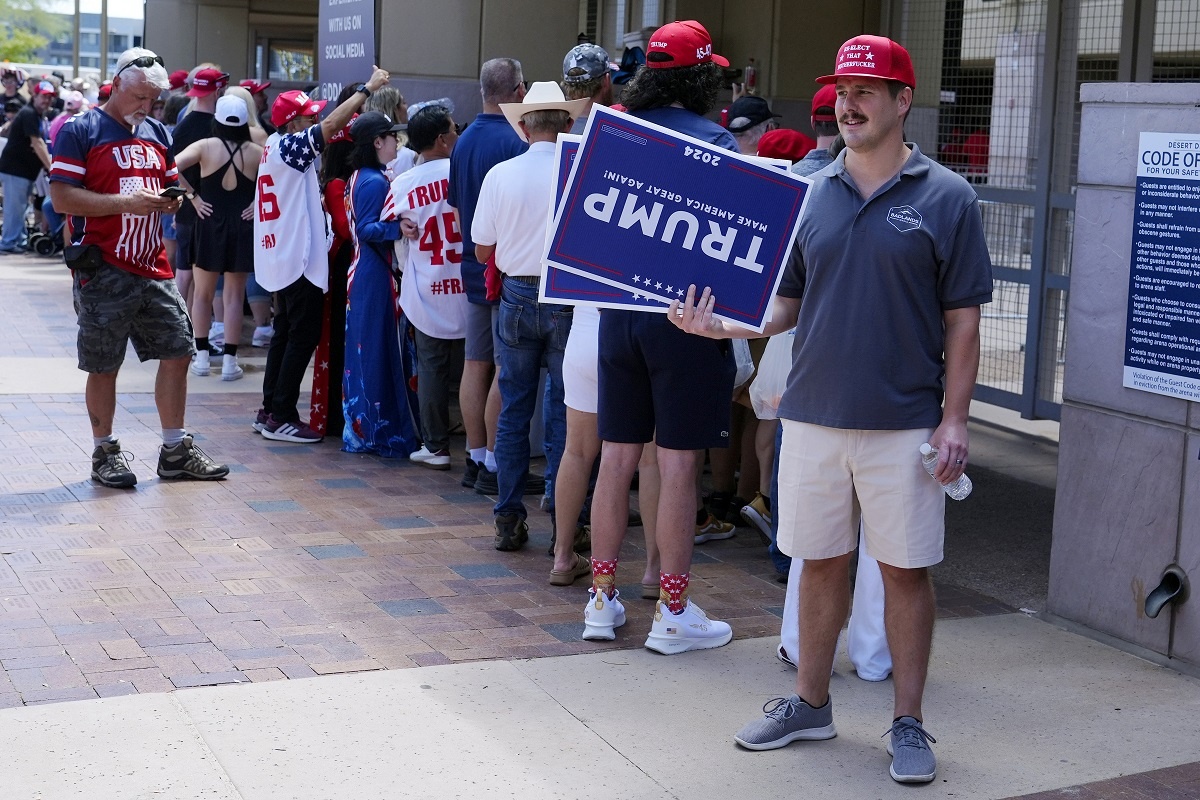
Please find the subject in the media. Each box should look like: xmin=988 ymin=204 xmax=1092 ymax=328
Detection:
xmin=562 ymin=305 xmax=600 ymax=414
xmin=775 ymin=420 xmax=945 ymax=569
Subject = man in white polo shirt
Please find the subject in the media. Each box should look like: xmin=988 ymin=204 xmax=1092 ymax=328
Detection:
xmin=471 ymin=82 xmax=587 ymax=552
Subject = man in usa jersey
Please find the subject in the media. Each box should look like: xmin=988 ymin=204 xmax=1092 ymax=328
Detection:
xmin=252 ymin=65 xmax=392 ymax=443
xmin=49 ymin=48 xmax=230 ymax=489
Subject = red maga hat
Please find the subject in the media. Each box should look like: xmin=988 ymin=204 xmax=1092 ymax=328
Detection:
xmin=817 ymin=35 xmax=916 ymax=90
xmin=240 ymin=79 xmax=271 ymax=95
xmin=811 ymin=84 xmax=838 ymax=121
xmin=187 ymin=68 xmax=230 ymax=97
xmin=646 ymin=20 xmax=729 ymax=70
xmin=271 ymin=89 xmax=327 ymax=128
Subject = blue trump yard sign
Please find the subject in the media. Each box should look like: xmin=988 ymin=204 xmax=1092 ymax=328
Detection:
xmin=540 ymin=135 xmax=670 ymax=311
xmin=543 ymin=105 xmax=810 ymax=331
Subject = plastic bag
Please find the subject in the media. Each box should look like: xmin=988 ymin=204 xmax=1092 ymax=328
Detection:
xmin=732 ymin=339 xmax=755 ymax=394
xmin=749 ymin=328 xmax=794 ymax=420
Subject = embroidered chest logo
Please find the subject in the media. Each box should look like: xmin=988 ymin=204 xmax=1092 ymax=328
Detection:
xmin=887 ymin=205 xmax=922 ymax=233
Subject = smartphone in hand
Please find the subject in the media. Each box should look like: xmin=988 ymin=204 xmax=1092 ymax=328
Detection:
xmin=159 ymin=186 xmax=188 ymax=199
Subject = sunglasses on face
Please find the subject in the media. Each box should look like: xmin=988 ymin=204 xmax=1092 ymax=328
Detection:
xmin=114 ymin=54 xmax=165 ymax=80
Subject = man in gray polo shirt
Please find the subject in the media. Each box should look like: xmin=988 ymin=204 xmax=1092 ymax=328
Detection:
xmin=671 ymin=35 xmax=992 ymax=784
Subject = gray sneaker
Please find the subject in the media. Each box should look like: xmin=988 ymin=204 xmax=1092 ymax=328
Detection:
xmin=734 ymin=694 xmax=836 ymax=750
xmin=157 ymin=435 xmax=230 ymax=480
xmin=91 ymin=440 xmax=137 ymax=488
xmin=886 ymin=716 xmax=937 ymax=783
xmin=494 ymin=512 xmax=529 ymax=551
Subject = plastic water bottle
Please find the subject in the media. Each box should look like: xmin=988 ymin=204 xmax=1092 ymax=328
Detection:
xmin=744 ymin=58 xmax=758 ymax=95
xmin=919 ymin=443 xmax=973 ymax=500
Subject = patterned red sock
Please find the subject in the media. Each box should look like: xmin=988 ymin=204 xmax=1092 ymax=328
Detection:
xmin=659 ymin=571 xmax=690 ymax=614
xmin=591 ymin=558 xmax=617 ymax=598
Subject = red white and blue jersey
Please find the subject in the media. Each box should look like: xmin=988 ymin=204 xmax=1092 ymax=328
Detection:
xmin=382 ymin=158 xmax=467 ymax=339
xmin=49 ymin=109 xmax=177 ymax=279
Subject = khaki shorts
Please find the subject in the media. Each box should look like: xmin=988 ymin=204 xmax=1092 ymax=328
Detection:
xmin=775 ymin=420 xmax=945 ymax=569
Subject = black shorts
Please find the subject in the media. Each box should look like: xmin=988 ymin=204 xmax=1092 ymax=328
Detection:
xmin=195 ymin=212 xmax=254 ymax=274
xmin=597 ymin=309 xmax=736 ymax=451
xmin=73 ymin=263 xmax=195 ymax=373
xmin=173 ymin=219 xmax=195 ymax=272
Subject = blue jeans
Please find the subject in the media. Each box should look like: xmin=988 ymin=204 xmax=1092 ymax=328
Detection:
xmin=42 ymin=196 xmax=63 ymax=237
xmin=493 ymin=277 xmax=571 ymax=519
xmin=768 ymin=420 xmax=792 ymax=573
xmin=0 ymin=173 xmax=33 ymax=251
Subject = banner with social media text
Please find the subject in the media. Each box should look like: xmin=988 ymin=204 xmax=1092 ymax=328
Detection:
xmin=542 ymin=104 xmax=811 ymax=332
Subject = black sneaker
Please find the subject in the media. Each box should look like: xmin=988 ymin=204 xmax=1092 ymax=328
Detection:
xmin=474 ymin=465 xmax=498 ymax=495
xmin=494 ymin=513 xmax=529 ymax=551
xmin=157 ymin=435 xmax=230 ymax=480
xmin=461 ymin=458 xmax=480 ymax=488
xmin=91 ymin=440 xmax=137 ymax=488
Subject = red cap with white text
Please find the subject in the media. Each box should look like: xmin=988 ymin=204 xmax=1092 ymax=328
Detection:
xmin=646 ymin=20 xmax=729 ymax=70
xmin=816 ymin=35 xmax=916 ymax=90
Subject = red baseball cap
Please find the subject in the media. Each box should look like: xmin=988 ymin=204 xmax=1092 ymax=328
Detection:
xmin=646 ymin=20 xmax=729 ymax=70
xmin=271 ymin=90 xmax=327 ymax=128
xmin=817 ymin=35 xmax=916 ymax=90
xmin=240 ymin=79 xmax=271 ymax=95
xmin=97 ymin=82 xmax=112 ymax=102
xmin=187 ymin=68 xmax=230 ymax=97
xmin=811 ymin=84 xmax=837 ymax=121
xmin=328 ymin=113 xmax=357 ymax=144
xmin=757 ymin=129 xmax=816 ymax=162
xmin=32 ymin=80 xmax=56 ymax=96
xmin=168 ymin=70 xmax=188 ymax=91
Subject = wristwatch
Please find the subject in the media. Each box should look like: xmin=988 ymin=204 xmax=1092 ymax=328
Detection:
xmin=354 ymin=83 xmax=371 ymax=98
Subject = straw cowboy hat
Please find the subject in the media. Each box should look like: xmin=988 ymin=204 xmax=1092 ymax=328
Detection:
xmin=500 ymin=81 xmax=589 ymax=142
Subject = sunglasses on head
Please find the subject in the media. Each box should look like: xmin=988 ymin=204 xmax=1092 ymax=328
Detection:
xmin=114 ymin=54 xmax=165 ymax=80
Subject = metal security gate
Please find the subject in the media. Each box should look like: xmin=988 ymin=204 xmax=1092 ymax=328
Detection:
xmin=891 ymin=0 xmax=1200 ymax=420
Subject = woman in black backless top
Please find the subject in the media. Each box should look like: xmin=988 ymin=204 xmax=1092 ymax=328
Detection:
xmin=174 ymin=95 xmax=264 ymax=381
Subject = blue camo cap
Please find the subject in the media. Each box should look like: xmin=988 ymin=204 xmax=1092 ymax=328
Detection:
xmin=563 ymin=43 xmax=613 ymax=84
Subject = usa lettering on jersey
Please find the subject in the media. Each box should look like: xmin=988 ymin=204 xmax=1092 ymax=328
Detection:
xmin=48 ymin=109 xmax=177 ymax=279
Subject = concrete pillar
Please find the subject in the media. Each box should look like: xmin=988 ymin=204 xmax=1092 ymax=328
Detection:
xmin=1049 ymin=82 xmax=1200 ymax=670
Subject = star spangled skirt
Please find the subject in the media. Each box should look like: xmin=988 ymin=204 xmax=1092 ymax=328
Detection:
xmin=341 ymin=254 xmax=420 ymax=458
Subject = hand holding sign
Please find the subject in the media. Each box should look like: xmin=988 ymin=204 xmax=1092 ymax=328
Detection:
xmin=668 ymin=284 xmax=727 ymax=339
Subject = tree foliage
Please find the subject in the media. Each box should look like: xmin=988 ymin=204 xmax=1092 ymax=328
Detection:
xmin=0 ymin=0 xmax=69 ymax=64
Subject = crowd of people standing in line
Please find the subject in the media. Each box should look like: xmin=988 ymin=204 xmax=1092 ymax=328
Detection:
xmin=37 ymin=17 xmax=992 ymax=785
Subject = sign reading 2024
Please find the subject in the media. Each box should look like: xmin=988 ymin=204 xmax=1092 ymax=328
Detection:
xmin=1123 ymin=132 xmax=1200 ymax=401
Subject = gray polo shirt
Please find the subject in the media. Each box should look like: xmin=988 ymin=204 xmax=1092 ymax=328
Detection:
xmin=776 ymin=144 xmax=993 ymax=430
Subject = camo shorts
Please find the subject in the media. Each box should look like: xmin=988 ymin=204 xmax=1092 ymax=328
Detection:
xmin=73 ymin=263 xmax=195 ymax=373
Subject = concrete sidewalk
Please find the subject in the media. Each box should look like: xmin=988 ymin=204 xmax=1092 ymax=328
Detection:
xmin=3 ymin=613 xmax=1199 ymax=799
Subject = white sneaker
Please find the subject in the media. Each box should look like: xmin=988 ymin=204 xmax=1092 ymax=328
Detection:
xmin=190 ymin=351 xmax=210 ymax=377
xmin=644 ymin=600 xmax=733 ymax=655
xmin=582 ymin=589 xmax=626 ymax=641
xmin=209 ymin=321 xmax=225 ymax=348
xmin=252 ymin=325 xmax=273 ymax=347
xmin=221 ymin=355 xmax=243 ymax=382
xmin=409 ymin=446 xmax=450 ymax=470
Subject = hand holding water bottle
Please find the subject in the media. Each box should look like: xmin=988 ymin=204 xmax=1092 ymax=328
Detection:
xmin=920 ymin=443 xmax=973 ymax=500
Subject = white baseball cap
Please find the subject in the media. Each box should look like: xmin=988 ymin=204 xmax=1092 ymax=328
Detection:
xmin=215 ymin=95 xmax=249 ymax=126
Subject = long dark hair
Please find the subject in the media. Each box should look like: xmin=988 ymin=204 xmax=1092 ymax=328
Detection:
xmin=321 ymin=139 xmax=355 ymax=188
xmin=619 ymin=62 xmax=723 ymax=115
xmin=212 ymin=119 xmax=251 ymax=143
xmin=351 ymin=136 xmax=386 ymax=170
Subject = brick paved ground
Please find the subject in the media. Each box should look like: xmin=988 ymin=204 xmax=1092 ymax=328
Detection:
xmin=1003 ymin=762 xmax=1200 ymax=799
xmin=0 ymin=393 xmax=1017 ymax=708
